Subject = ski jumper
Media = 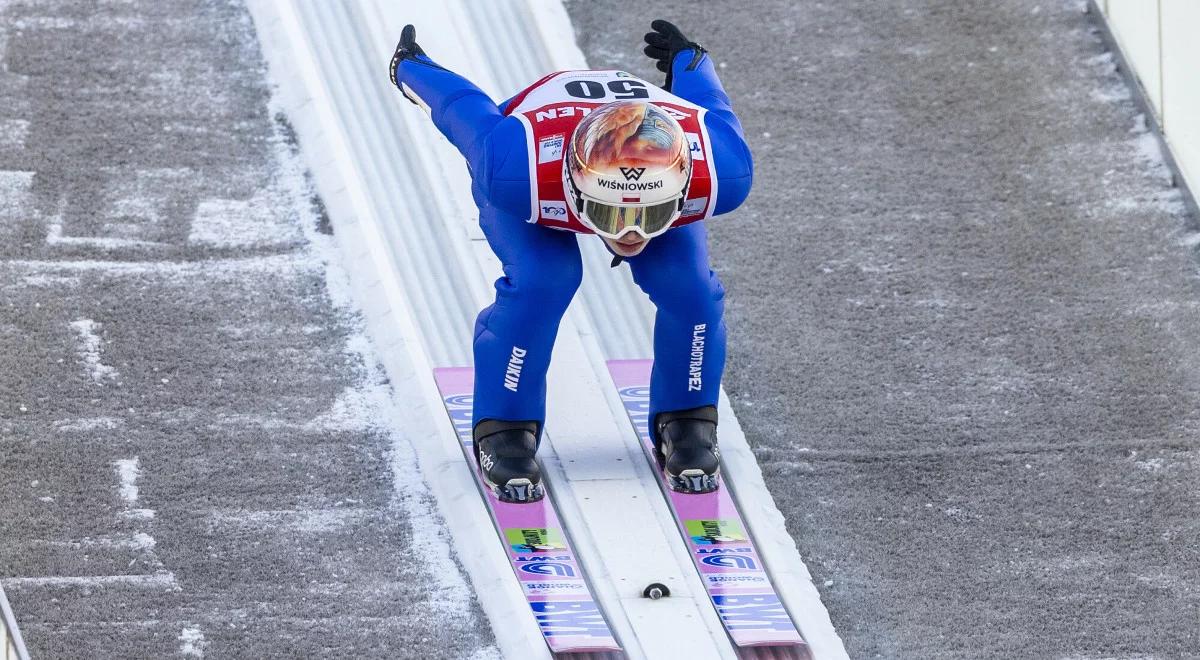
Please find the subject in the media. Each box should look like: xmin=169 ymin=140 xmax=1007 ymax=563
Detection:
xmin=394 ymin=49 xmax=753 ymax=434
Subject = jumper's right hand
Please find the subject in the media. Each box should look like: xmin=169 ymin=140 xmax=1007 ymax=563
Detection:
xmin=389 ymin=24 xmax=426 ymax=100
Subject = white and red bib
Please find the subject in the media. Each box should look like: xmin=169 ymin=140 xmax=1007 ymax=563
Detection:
xmin=502 ymin=70 xmax=718 ymax=234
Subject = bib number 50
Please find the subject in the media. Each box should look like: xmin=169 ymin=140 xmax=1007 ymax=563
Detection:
xmin=564 ymin=79 xmax=650 ymax=100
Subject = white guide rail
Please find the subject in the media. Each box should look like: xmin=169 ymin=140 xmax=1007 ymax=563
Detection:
xmin=0 ymin=584 xmax=30 ymax=660
xmin=247 ymin=1 xmax=848 ymax=658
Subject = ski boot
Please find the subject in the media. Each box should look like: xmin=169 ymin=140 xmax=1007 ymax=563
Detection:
xmin=473 ymin=419 xmax=545 ymax=503
xmin=654 ymin=405 xmax=720 ymax=493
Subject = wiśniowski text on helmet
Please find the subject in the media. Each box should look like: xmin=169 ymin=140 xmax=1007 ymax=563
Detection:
xmin=597 ymin=178 xmax=665 ymax=192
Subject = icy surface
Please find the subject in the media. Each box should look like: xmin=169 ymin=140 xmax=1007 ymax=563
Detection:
xmin=69 ymin=319 xmax=119 ymax=384
xmin=0 ymin=1 xmax=494 ymax=657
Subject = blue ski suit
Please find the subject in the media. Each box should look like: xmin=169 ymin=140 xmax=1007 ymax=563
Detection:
xmin=394 ymin=49 xmax=753 ymax=435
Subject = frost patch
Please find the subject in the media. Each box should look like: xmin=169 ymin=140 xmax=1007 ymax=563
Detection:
xmin=69 ymin=319 xmax=119 ymax=384
xmin=305 ymin=385 xmax=382 ymax=432
xmin=9 ymin=14 xmax=149 ymax=30
xmin=113 ymin=457 xmax=155 ymax=520
xmin=1090 ymin=83 xmax=1131 ymax=104
xmin=121 ymin=508 xmax=155 ymax=521
xmin=467 ymin=647 xmax=503 ymax=660
xmin=1084 ymin=51 xmax=1116 ymax=73
xmin=55 ymin=416 xmax=124 ymax=432
xmin=1108 ymin=188 xmax=1185 ymax=215
xmin=1130 ymin=115 xmax=1167 ymax=168
xmin=10 ymin=15 xmax=76 ymax=29
xmin=22 ymin=274 xmax=80 ymax=287
xmin=114 ymin=457 xmax=141 ymax=504
xmin=188 ymin=189 xmax=304 ymax=248
xmin=1086 ymin=48 xmax=1133 ymax=104
xmin=0 ymin=119 xmax=29 ymax=150
xmin=179 ymin=626 xmax=208 ymax=658
xmin=68 ymin=533 xmax=157 ymax=551
xmin=208 ymin=507 xmax=368 ymax=533
xmin=1135 ymin=457 xmax=1165 ymax=473
xmin=125 ymin=532 xmax=157 ymax=550
xmin=108 ymin=188 xmax=163 ymax=226
xmin=0 ymin=170 xmax=34 ymax=216
xmin=46 ymin=222 xmax=166 ymax=250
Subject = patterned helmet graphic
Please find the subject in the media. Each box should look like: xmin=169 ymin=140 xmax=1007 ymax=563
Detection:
xmin=564 ymin=100 xmax=692 ymax=238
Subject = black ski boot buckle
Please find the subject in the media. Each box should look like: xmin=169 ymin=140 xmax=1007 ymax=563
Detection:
xmin=669 ymin=469 xmax=720 ymax=494
xmin=497 ymin=478 xmax=545 ymax=504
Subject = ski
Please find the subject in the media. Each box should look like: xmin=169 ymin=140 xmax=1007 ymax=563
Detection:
xmin=606 ymin=359 xmax=808 ymax=654
xmin=433 ymin=367 xmax=622 ymax=656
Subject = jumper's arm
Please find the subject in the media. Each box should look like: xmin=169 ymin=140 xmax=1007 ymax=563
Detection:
xmin=393 ymin=54 xmax=503 ymax=174
xmin=666 ymin=49 xmax=746 ymax=142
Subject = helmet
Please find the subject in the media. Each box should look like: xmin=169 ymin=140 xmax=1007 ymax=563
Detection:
xmin=563 ymin=100 xmax=692 ymax=240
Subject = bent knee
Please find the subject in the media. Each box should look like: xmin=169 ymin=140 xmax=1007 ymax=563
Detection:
xmin=508 ymin=258 xmax=583 ymax=311
xmin=637 ymin=267 xmax=725 ymax=313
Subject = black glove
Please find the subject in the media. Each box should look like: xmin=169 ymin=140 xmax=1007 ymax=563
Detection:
xmin=642 ymin=19 xmax=706 ymax=90
xmin=389 ymin=24 xmax=426 ymax=97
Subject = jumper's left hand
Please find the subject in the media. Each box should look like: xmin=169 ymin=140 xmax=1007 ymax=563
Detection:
xmin=642 ymin=19 xmax=705 ymax=89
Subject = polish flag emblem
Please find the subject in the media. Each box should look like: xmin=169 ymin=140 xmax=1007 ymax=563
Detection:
xmin=622 ymin=195 xmax=640 ymax=203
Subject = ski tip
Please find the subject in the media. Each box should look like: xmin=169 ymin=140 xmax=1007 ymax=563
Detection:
xmin=494 ymin=478 xmax=546 ymax=503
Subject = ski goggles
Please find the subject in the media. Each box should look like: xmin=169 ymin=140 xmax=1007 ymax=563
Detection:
xmin=580 ymin=197 xmax=683 ymax=240
xmin=564 ymin=168 xmax=685 ymax=240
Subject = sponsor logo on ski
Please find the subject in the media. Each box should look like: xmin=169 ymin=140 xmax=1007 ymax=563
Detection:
xmin=504 ymin=346 xmax=527 ymax=392
xmin=688 ymin=324 xmax=706 ymax=391
xmin=684 ymin=132 xmax=705 ymax=161
xmin=619 ymin=166 xmax=646 ymax=181
xmin=530 ymin=601 xmax=613 ymax=637
xmin=700 ymin=552 xmax=758 ymax=570
xmin=712 ymin=594 xmax=797 ymax=632
xmin=520 ymin=561 xmax=577 ymax=577
xmin=506 ymin=527 xmax=567 ymax=553
xmin=446 ymin=403 xmax=473 ymax=441
xmin=706 ymin=574 xmax=769 ymax=585
xmin=539 ymin=200 xmax=567 ymax=221
xmin=522 ymin=581 xmax=591 ymax=595
xmin=597 ymin=178 xmax=664 ymax=191
xmin=615 ymin=385 xmax=652 ymax=440
xmin=516 ymin=555 xmax=577 ymax=578
xmin=687 ymin=519 xmax=747 ymax=544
